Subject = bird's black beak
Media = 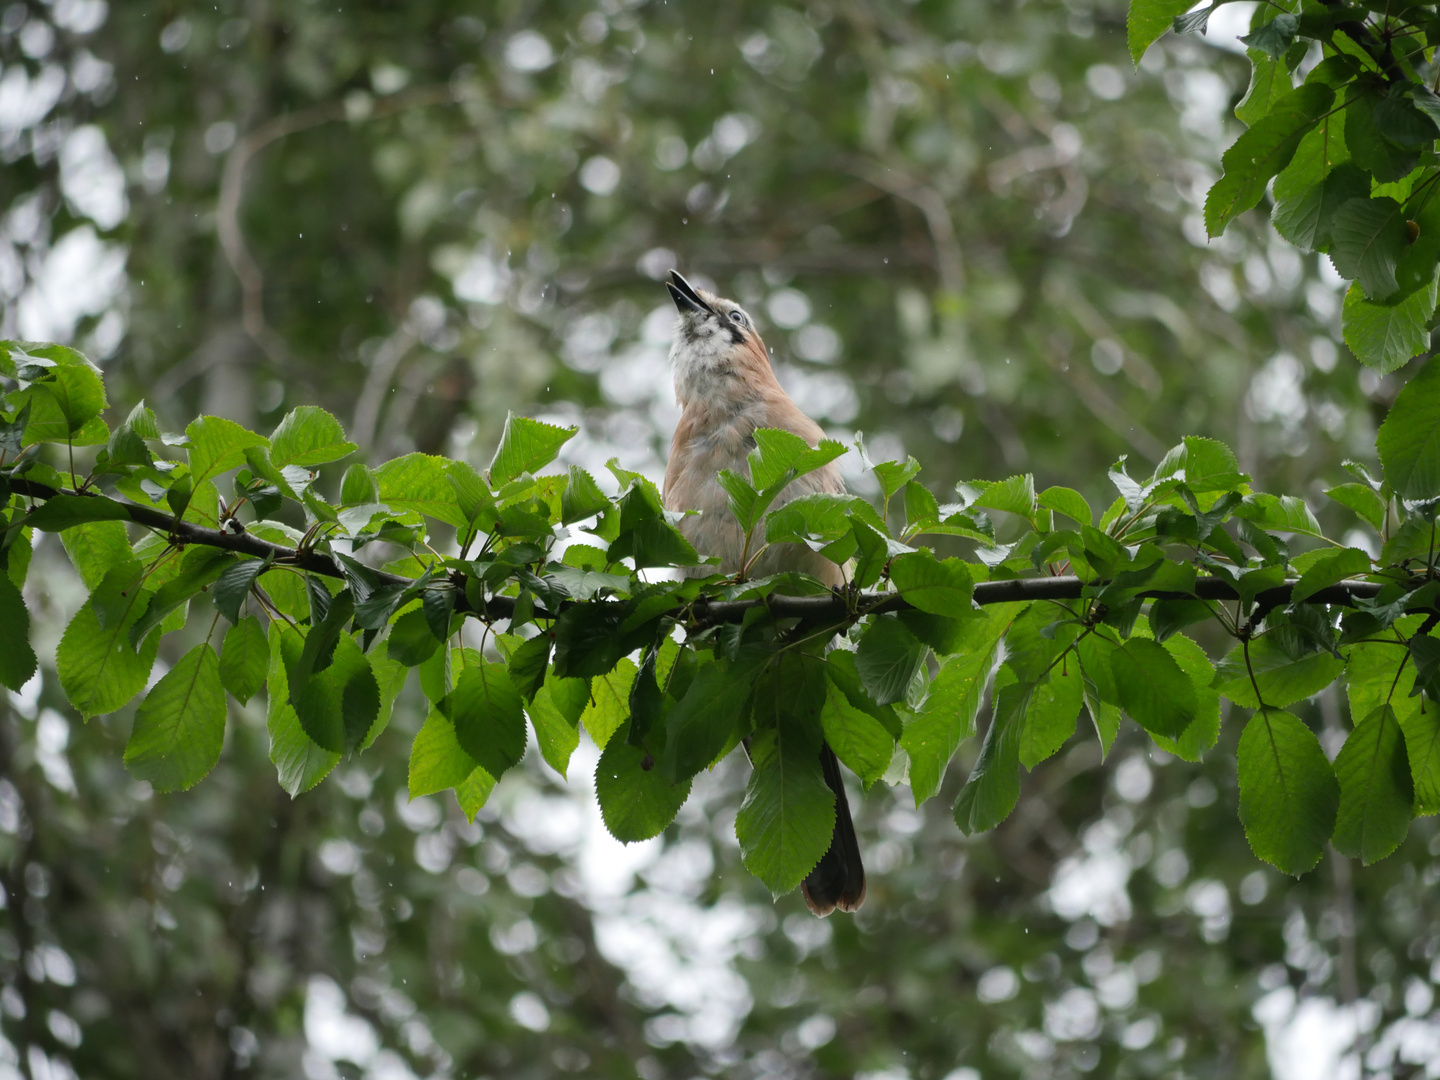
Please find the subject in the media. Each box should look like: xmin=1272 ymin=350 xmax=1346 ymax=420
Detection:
xmin=667 ymin=269 xmax=712 ymax=316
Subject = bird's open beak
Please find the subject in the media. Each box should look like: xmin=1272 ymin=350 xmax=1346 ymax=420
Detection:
xmin=667 ymin=270 xmax=713 ymax=316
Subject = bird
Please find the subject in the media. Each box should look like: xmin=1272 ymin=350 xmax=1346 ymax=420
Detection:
xmin=661 ymin=268 xmax=865 ymax=917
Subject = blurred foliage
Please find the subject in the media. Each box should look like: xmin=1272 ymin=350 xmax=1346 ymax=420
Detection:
xmin=0 ymin=1 xmax=1438 ymax=1079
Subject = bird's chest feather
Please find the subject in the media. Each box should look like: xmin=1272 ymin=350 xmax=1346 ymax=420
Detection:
xmin=664 ymin=406 xmax=843 ymax=584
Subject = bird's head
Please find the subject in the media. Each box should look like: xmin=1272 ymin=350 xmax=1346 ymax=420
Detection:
xmin=666 ymin=269 xmax=774 ymax=409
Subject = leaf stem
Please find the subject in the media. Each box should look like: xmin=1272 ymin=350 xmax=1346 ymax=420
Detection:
xmin=1243 ymin=636 xmax=1268 ymax=711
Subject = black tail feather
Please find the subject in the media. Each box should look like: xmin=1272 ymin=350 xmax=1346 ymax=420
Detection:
xmin=801 ymin=742 xmax=866 ymax=916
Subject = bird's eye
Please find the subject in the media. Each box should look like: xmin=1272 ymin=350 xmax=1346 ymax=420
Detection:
xmin=729 ymin=310 xmax=748 ymax=327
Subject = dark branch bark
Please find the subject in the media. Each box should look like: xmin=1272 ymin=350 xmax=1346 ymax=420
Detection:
xmin=7 ymin=479 xmax=1395 ymax=626
xmin=690 ymin=575 xmax=1387 ymax=625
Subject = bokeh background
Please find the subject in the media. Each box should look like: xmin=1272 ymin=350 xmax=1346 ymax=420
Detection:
xmin=1 ymin=0 xmax=1437 ymax=1077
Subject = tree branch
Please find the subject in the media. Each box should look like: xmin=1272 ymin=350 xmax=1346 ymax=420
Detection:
xmin=7 ymin=480 xmax=1397 ymax=627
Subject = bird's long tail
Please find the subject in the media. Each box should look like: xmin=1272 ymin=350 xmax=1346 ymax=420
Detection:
xmin=801 ymin=742 xmax=866 ymax=916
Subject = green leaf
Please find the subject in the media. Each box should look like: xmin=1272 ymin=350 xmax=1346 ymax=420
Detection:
xmin=527 ymin=676 xmax=584 ymax=776
xmin=1302 ymin=53 xmax=1360 ymax=92
xmin=1238 ymin=707 xmax=1339 ymax=875
xmin=1149 ymin=598 xmax=1214 ymax=643
xmin=340 ymin=462 xmax=379 ymax=505
xmin=791 ymin=438 xmax=848 ymax=480
xmin=1347 ymin=617 xmax=1422 ymax=724
xmin=1273 ymin=163 xmax=1367 ymax=253
xmin=1003 ymin=601 xmax=1078 ymax=686
xmin=1377 ymin=358 xmax=1440 ymax=501
xmin=553 ymin=603 xmax=634 ymax=678
xmin=1239 ymin=12 xmax=1297 ymax=58
xmin=748 ymin=427 xmax=810 ymax=489
xmin=969 ymin=474 xmax=1035 ymax=518
xmin=1375 ymin=91 xmax=1438 ymax=147
xmin=264 ymin=625 xmax=362 ymax=793
xmin=238 ymin=445 xmax=300 ymax=503
xmin=1407 ymin=634 xmax=1440 ymax=699
xmin=219 ymin=616 xmax=268 ymax=704
xmin=268 ymin=405 xmax=356 ymax=468
xmin=1019 ymin=662 xmax=1084 ymax=770
xmin=1076 ymin=632 xmax=1122 ymax=756
xmin=1127 ymin=0 xmax=1199 ymax=64
xmin=19 ymin=362 xmax=108 ymax=444
xmin=1215 ymin=636 xmax=1346 ymax=709
xmin=1038 ymin=486 xmax=1091 ymax=526
xmin=421 ymin=586 xmax=456 ymax=643
xmin=1325 ymin=482 xmax=1387 ymax=532
xmin=22 ymin=492 xmax=131 ymax=532
xmin=312 ymin=630 xmax=378 ymax=753
xmin=286 ymin=622 xmax=377 ymax=754
xmin=1328 ymin=196 xmax=1408 ymax=300
xmin=1232 ymin=493 xmax=1323 ymax=537
xmin=489 ymin=412 xmax=577 ymax=485
xmin=105 ymin=401 xmax=159 ymax=468
xmin=185 ymin=415 xmax=269 ymax=488
xmin=889 ymin=550 xmax=973 ymax=616
xmin=387 ymin=608 xmax=443 ymax=667
xmin=1204 ymin=83 xmax=1334 ymax=237
xmin=660 ymin=658 xmax=756 ymax=783
xmin=872 ymin=455 xmax=922 ymax=499
xmin=90 ymin=561 xmax=145 ymax=632
xmin=1342 ymin=275 xmax=1439 ymax=374
xmin=1109 ymin=638 xmax=1196 ymax=739
xmin=212 ymin=556 xmax=271 ymax=623
xmin=902 ymin=610 xmax=1011 ymax=804
xmin=1144 ymin=632 xmax=1221 ymax=761
xmin=1333 ymin=704 xmax=1413 ymax=864
xmin=1397 ymin=705 xmax=1440 ymax=815
xmin=503 ymin=634 xmax=551 ymax=700
xmin=850 ymin=520 xmax=889 ymax=589
xmin=1345 ymin=92 xmax=1419 ymax=183
xmin=1393 ymin=195 xmax=1440 ymax=305
xmin=734 ymin=725 xmax=835 ymax=897
xmin=545 ymin=562 xmax=630 ymax=601
xmin=609 ymin=482 xmax=700 ymax=569
xmin=5 ymin=527 xmax=31 ymax=593
xmin=596 ymin=736 xmax=692 ymax=843
xmin=580 ymin=658 xmax=637 ymax=749
xmin=765 ymin=492 xmax=873 ymax=555
xmin=374 ymin=453 xmax=467 ymax=528
xmin=59 ymin=520 xmax=132 ymax=591
xmin=0 ymin=574 xmax=36 ymax=691
xmin=123 ymin=644 xmax=226 ymax=792
xmin=338 ymin=639 xmax=380 ymax=754
xmin=953 ymin=674 xmax=1026 ymax=834
xmin=129 ymin=547 xmax=235 ymax=649
xmin=56 ymin=594 xmax=160 ymax=717
xmin=855 ymin=615 xmax=927 ymax=706
xmin=903 ymin=480 xmax=940 ymax=530
xmin=820 ymin=675 xmax=894 ymax=786
xmin=363 ymin=640 xmax=406 ymax=753
xmin=407 ymin=708 xmax=496 ymax=814
xmin=1412 ymin=84 xmax=1440 ymax=131
xmin=717 ymin=469 xmax=760 ymax=532
xmin=443 ymin=459 xmax=498 ymax=532
xmin=1235 ymin=48 xmax=1290 ymax=128
xmin=560 ymin=465 xmax=610 ymax=524
xmin=1290 ymin=547 xmax=1372 ymax=604
xmin=445 ymin=662 xmax=526 ymax=779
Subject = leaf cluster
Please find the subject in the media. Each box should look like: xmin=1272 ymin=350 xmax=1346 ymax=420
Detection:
xmin=5 ymin=340 xmax=1440 ymax=896
xmin=1132 ymin=0 xmax=1440 ymax=371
